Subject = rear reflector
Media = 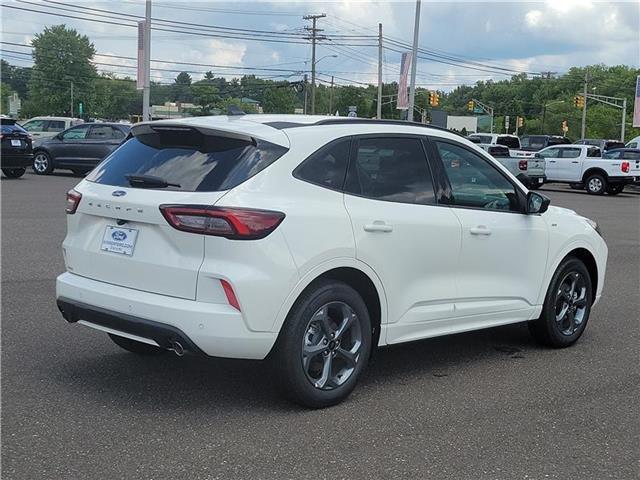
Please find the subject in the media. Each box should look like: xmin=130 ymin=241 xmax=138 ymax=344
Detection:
xmin=621 ymin=161 xmax=630 ymax=173
xmin=65 ymin=189 xmax=82 ymax=214
xmin=220 ymin=279 xmax=241 ymax=311
xmin=518 ymin=160 xmax=528 ymax=171
xmin=159 ymin=205 xmax=285 ymax=240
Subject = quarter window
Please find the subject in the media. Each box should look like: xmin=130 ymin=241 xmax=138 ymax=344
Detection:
xmin=344 ymin=137 xmax=435 ymax=205
xmin=294 ymin=138 xmax=350 ymax=190
xmin=435 ymin=141 xmax=520 ymax=212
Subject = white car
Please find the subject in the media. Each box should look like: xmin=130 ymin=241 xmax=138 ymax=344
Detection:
xmin=536 ymin=144 xmax=640 ymax=195
xmin=626 ymin=136 xmax=640 ymax=149
xmin=21 ymin=116 xmax=84 ymax=140
xmin=56 ymin=115 xmax=608 ymax=407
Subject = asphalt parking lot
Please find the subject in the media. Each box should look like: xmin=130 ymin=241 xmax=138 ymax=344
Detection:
xmin=2 ymin=172 xmax=639 ymax=480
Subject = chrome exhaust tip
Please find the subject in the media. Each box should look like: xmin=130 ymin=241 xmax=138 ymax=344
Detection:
xmin=170 ymin=341 xmax=185 ymax=357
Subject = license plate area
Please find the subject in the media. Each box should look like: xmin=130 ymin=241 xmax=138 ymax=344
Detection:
xmin=101 ymin=225 xmax=138 ymax=256
xmin=10 ymin=139 xmax=21 ymax=147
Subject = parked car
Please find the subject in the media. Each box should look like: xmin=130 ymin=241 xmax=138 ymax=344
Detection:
xmin=518 ymin=135 xmax=572 ymax=157
xmin=33 ymin=123 xmax=130 ymax=176
xmin=56 ymin=115 xmax=608 ymax=408
xmin=21 ymin=116 xmax=84 ymax=140
xmin=467 ymin=133 xmax=522 ymax=155
xmin=536 ymin=144 xmax=639 ymax=195
xmin=574 ymin=138 xmax=625 ymax=152
xmin=624 ymin=136 xmax=640 ymax=149
xmin=1 ymin=118 xmax=33 ymax=178
xmin=467 ymin=136 xmax=546 ymax=189
xmin=603 ymin=148 xmax=640 ymax=185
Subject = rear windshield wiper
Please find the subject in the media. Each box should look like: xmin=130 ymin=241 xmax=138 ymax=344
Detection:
xmin=126 ymin=174 xmax=181 ymax=189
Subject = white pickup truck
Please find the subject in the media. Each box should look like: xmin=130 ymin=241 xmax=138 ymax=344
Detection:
xmin=537 ymin=144 xmax=640 ymax=195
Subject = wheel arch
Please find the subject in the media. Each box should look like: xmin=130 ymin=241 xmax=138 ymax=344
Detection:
xmin=582 ymin=167 xmax=608 ymax=183
xmin=566 ymin=247 xmax=598 ymax=301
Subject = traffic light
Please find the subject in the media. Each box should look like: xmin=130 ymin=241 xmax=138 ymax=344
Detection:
xmin=467 ymin=100 xmax=474 ymax=111
xmin=517 ymin=116 xmax=524 ymax=127
xmin=429 ymin=91 xmax=440 ymax=107
xmin=574 ymin=95 xmax=584 ymax=108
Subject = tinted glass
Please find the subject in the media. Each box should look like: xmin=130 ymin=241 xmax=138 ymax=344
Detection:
xmin=88 ymin=125 xmax=123 ymax=140
xmin=62 ymin=125 xmax=90 ymax=140
xmin=627 ymin=142 xmax=638 ymax=148
xmin=47 ymin=120 xmax=66 ymax=132
xmin=561 ymin=148 xmax=581 ymax=158
xmin=86 ymin=136 xmax=287 ymax=192
xmin=470 ymin=135 xmax=492 ymax=144
xmin=602 ymin=150 xmax=620 ymax=159
xmin=496 ymin=136 xmax=520 ymax=149
xmin=586 ymin=147 xmax=601 ymax=157
xmin=22 ymin=120 xmax=46 ymax=131
xmin=294 ymin=138 xmax=350 ymax=190
xmin=344 ymin=137 xmax=435 ymax=205
xmin=548 ymin=137 xmax=571 ymax=146
xmin=436 ymin=141 xmax=519 ymax=212
xmin=520 ymin=136 xmax=546 ymax=150
xmin=604 ymin=141 xmax=624 ymax=150
xmin=622 ymin=151 xmax=640 ymax=160
xmin=537 ymin=147 xmax=561 ymax=158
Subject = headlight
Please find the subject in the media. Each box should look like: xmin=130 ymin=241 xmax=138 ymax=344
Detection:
xmin=585 ymin=218 xmax=603 ymax=237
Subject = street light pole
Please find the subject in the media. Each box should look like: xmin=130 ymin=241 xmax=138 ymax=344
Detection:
xmin=621 ymin=98 xmax=627 ymax=141
xmin=142 ymin=0 xmax=151 ymax=121
xmin=377 ymin=23 xmax=383 ymax=119
xmin=304 ymin=13 xmax=326 ymax=115
xmin=407 ymin=0 xmax=421 ymax=121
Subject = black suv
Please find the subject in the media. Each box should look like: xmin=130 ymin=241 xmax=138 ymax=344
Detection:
xmin=1 ymin=118 xmax=33 ymax=178
xmin=519 ymin=135 xmax=571 ymax=152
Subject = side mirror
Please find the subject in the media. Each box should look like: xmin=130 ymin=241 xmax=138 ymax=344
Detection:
xmin=56 ymin=133 xmax=64 ymax=140
xmin=526 ymin=191 xmax=550 ymax=215
xmin=534 ymin=152 xmax=542 ymax=158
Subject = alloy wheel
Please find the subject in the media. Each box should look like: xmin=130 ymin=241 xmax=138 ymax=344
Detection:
xmin=587 ymin=177 xmax=602 ymax=193
xmin=554 ymin=271 xmax=588 ymax=336
xmin=301 ymin=301 xmax=362 ymax=390
xmin=33 ymin=153 xmax=49 ymax=173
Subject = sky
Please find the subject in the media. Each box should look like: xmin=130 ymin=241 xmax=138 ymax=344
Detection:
xmin=1 ymin=0 xmax=639 ymax=91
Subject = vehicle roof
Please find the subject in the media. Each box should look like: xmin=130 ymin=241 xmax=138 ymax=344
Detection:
xmin=25 ymin=116 xmax=83 ymax=121
xmin=605 ymin=147 xmax=640 ymax=152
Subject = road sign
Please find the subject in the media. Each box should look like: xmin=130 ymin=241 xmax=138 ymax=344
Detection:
xmin=78 ymin=102 xmax=84 ymax=116
xmin=8 ymin=93 xmax=20 ymax=115
xmin=505 ymin=115 xmax=510 ymax=131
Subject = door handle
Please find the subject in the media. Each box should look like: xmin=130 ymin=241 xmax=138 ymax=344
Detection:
xmin=571 ymin=161 xmax=579 ymax=163
xmin=363 ymin=221 xmax=393 ymax=233
xmin=470 ymin=226 xmax=492 ymax=236
xmin=548 ymin=160 xmax=556 ymax=163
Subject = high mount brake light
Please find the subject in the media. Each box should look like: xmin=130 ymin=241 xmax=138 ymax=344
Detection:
xmin=621 ymin=161 xmax=630 ymax=173
xmin=65 ymin=189 xmax=82 ymax=214
xmin=159 ymin=205 xmax=285 ymax=240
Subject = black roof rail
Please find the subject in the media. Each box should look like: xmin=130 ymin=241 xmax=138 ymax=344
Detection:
xmin=312 ymin=118 xmax=457 ymax=134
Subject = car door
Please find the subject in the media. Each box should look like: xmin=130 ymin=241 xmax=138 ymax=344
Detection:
xmin=85 ymin=125 xmax=126 ymax=165
xmin=536 ymin=146 xmax=562 ymax=180
xmin=431 ymin=139 xmax=548 ymax=322
xmin=51 ymin=125 xmax=92 ymax=165
xmin=342 ymin=135 xmax=462 ymax=344
xmin=555 ymin=146 xmax=583 ymax=181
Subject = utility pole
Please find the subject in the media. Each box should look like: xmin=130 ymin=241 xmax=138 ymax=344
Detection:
xmin=142 ymin=0 xmax=152 ymax=121
xmin=303 ymin=74 xmax=308 ymax=114
xmin=304 ymin=13 xmax=326 ymax=115
xmin=407 ymin=0 xmax=421 ymax=121
xmin=377 ymin=23 xmax=383 ymax=119
xmin=329 ymin=75 xmax=334 ymax=114
xmin=70 ymin=81 xmax=74 ymax=117
xmin=580 ymin=70 xmax=588 ymax=139
xmin=539 ymin=71 xmax=556 ymax=133
xmin=621 ymin=98 xmax=627 ymax=141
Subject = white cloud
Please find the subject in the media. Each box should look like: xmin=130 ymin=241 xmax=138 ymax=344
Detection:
xmin=525 ymin=10 xmax=543 ymax=28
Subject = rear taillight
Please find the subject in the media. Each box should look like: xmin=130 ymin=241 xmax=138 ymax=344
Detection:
xmin=621 ymin=161 xmax=630 ymax=173
xmin=159 ymin=205 xmax=285 ymax=240
xmin=65 ymin=189 xmax=82 ymax=214
xmin=518 ymin=160 xmax=528 ymax=171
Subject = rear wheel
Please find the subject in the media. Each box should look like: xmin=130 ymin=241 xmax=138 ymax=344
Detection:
xmin=606 ymin=184 xmax=624 ymax=195
xmin=274 ymin=280 xmax=372 ymax=408
xmin=528 ymin=257 xmax=592 ymax=348
xmin=2 ymin=167 xmax=26 ymax=178
xmin=33 ymin=151 xmax=53 ymax=175
xmin=585 ymin=173 xmax=606 ymax=195
xmin=108 ymin=333 xmax=166 ymax=355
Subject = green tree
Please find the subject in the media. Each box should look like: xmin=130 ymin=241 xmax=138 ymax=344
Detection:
xmin=171 ymin=72 xmax=193 ymax=103
xmin=94 ymin=74 xmax=140 ymax=120
xmin=263 ymin=83 xmax=296 ymax=114
xmin=26 ymin=25 xmax=97 ymax=117
xmin=1 ymin=82 xmax=16 ymax=115
xmin=191 ymin=80 xmax=220 ymax=115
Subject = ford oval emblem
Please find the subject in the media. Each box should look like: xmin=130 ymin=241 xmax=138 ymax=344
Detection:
xmin=112 ymin=190 xmax=126 ymax=197
xmin=112 ymin=231 xmax=127 ymax=241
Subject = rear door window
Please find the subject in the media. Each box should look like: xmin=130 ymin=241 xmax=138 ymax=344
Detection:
xmin=537 ymin=147 xmax=561 ymax=158
xmin=622 ymin=150 xmax=640 ymax=160
xmin=62 ymin=125 xmax=91 ymax=140
xmin=88 ymin=125 xmax=123 ymax=140
xmin=47 ymin=120 xmax=66 ymax=132
xmin=293 ymin=138 xmax=350 ymax=190
xmin=344 ymin=136 xmax=435 ymax=205
xmin=560 ymin=148 xmax=581 ymax=158
xmin=86 ymin=134 xmax=287 ymax=192
xmin=22 ymin=119 xmax=46 ymax=132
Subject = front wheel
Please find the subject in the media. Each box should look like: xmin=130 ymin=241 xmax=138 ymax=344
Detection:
xmin=606 ymin=184 xmax=624 ymax=195
xmin=585 ymin=174 xmax=606 ymax=195
xmin=528 ymin=257 xmax=592 ymax=348
xmin=2 ymin=167 xmax=26 ymax=178
xmin=32 ymin=151 xmax=53 ymax=175
xmin=274 ymin=280 xmax=372 ymax=408
xmin=108 ymin=333 xmax=166 ymax=355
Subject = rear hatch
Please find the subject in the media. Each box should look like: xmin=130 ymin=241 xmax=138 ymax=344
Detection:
xmin=526 ymin=157 xmax=545 ymax=176
xmin=1 ymin=119 xmax=32 ymax=154
xmin=63 ymin=122 xmax=288 ymax=300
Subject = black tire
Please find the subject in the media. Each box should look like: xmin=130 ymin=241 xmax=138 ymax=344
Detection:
xmin=606 ymin=184 xmax=624 ymax=195
xmin=528 ymin=257 xmax=593 ymax=348
xmin=32 ymin=151 xmax=54 ymax=175
xmin=2 ymin=167 xmax=26 ymax=178
xmin=584 ymin=173 xmax=606 ymax=195
xmin=528 ymin=183 xmax=541 ymax=190
xmin=108 ymin=333 xmax=166 ymax=355
xmin=274 ymin=280 xmax=372 ymax=408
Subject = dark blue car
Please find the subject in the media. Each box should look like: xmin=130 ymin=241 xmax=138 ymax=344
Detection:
xmin=1 ymin=118 xmax=33 ymax=178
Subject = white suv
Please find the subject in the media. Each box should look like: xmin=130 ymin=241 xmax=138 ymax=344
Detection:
xmin=56 ymin=115 xmax=608 ymax=407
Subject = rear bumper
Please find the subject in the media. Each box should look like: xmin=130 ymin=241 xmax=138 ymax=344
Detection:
xmin=56 ymin=272 xmax=278 ymax=359
xmin=609 ymin=175 xmax=637 ymax=185
xmin=1 ymin=153 xmax=33 ymax=169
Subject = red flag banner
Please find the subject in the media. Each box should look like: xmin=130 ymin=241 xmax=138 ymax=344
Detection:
xmin=137 ymin=21 xmax=145 ymax=90
xmin=633 ymin=75 xmax=640 ymax=128
xmin=397 ymin=52 xmax=412 ymax=110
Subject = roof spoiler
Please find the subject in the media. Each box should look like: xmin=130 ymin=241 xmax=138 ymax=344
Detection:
xmin=131 ymin=123 xmax=255 ymax=145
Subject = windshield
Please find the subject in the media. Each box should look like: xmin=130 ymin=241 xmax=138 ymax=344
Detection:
xmin=496 ymin=136 xmax=520 ymax=149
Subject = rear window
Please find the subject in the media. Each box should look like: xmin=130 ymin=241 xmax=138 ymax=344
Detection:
xmin=86 ymin=135 xmax=288 ymax=192
xmin=520 ymin=136 xmax=546 ymax=150
xmin=604 ymin=141 xmax=624 ymax=151
xmin=496 ymin=136 xmax=520 ymax=149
